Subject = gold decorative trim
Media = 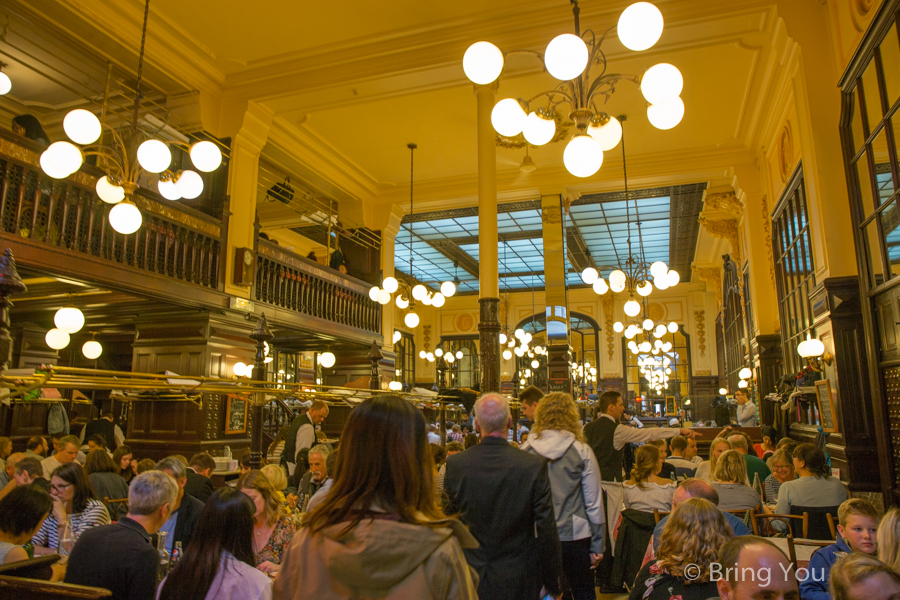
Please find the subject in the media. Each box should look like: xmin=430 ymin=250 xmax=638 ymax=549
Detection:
xmin=694 ymin=310 xmax=706 ymax=357
xmin=704 ymin=192 xmax=743 ymax=218
xmin=761 ymin=194 xmax=776 ymax=289
xmin=695 ymin=370 xmax=712 ymax=376
xmin=423 ymin=324 xmax=432 ymax=352
xmin=692 ymin=265 xmax=723 ymax=316
xmin=779 ymin=124 xmax=794 ymax=182
xmin=699 ymin=216 xmax=742 ymax=263
xmin=602 ymin=293 xmax=615 ymax=362
xmin=0 ymin=139 xmax=40 ymax=167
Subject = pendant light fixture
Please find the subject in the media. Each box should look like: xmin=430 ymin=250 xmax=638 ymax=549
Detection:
xmin=82 ymin=334 xmax=103 ymax=360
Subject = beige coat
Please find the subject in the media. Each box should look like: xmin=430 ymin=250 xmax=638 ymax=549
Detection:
xmin=273 ymin=516 xmax=480 ymax=600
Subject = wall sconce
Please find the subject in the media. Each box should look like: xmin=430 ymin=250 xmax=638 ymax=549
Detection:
xmin=738 ymin=367 xmax=752 ymax=390
xmin=797 ymin=334 xmax=833 ymax=371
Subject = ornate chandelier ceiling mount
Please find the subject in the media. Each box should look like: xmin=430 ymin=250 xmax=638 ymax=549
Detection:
xmin=463 ymin=1 xmax=685 ymax=178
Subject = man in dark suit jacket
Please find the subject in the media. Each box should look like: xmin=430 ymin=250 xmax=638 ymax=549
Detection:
xmin=444 ymin=393 xmax=562 ymax=600
xmin=155 ymin=457 xmax=205 ymax=551
xmin=183 ymin=452 xmax=215 ymax=503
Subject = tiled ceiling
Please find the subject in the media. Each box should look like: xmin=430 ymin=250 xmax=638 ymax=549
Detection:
xmin=396 ymin=184 xmax=706 ymax=294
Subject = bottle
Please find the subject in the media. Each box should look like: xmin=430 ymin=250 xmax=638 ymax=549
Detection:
xmin=58 ymin=519 xmax=76 ymax=557
xmin=157 ymin=531 xmax=171 ymax=582
xmin=23 ymin=542 xmax=34 ymax=559
xmin=171 ymin=541 xmax=183 ymax=566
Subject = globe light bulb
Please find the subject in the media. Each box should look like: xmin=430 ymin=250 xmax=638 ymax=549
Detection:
xmin=739 ymin=367 xmax=753 ymax=380
xmin=643 ymin=319 xmax=654 ymax=330
xmin=421 ymin=294 xmax=433 ymax=306
xmin=189 ymin=141 xmax=223 ymax=172
xmin=609 ymin=270 xmax=627 ymax=287
xmin=456 ymin=350 xmax=463 ymax=359
xmin=379 ymin=276 xmax=397 ymax=294
xmin=515 ymin=328 xmax=525 ymax=339
xmin=463 ymin=41 xmax=504 ymax=84
xmin=625 ymin=326 xmax=638 ymax=339
xmin=610 ymin=280 xmax=626 ymax=293
xmin=435 ymin=348 xmax=444 ymax=357
xmin=445 ymin=353 xmax=454 ymax=363
xmin=718 ymin=387 xmax=728 ymax=395
xmin=668 ymin=321 xmax=679 ymax=333
xmin=441 ymin=280 xmax=456 ymax=297
xmin=640 ymin=341 xmax=652 ymax=353
xmin=419 ymin=350 xmax=427 ymax=359
xmin=667 ymin=270 xmax=680 ymax=286
xmin=233 ymin=362 xmax=247 ymax=377
xmin=137 ymin=139 xmax=172 ymax=173
xmin=412 ymin=284 xmax=427 ymax=301
xmin=738 ymin=379 xmax=748 ymax=389
xmin=564 ymin=134 xmax=603 ymax=177
xmin=624 ymin=299 xmax=641 ymax=317
xmin=587 ymin=116 xmax=623 ymax=151
xmin=369 ymin=286 xmax=380 ymax=301
xmin=44 ymin=329 xmax=69 ymax=350
xmin=157 ymin=177 xmax=181 ymax=201
xmin=0 ymin=72 xmax=10 ymax=95
xmin=96 ymin=176 xmax=125 ymax=204
xmin=617 ymin=2 xmax=664 ymax=51
xmin=175 ymin=170 xmax=204 ymax=200
xmin=524 ymin=332 xmax=533 ymax=343
xmin=523 ymin=111 xmax=556 ymax=146
xmin=655 ymin=325 xmax=667 ymax=338
xmin=582 ymin=267 xmax=599 ymax=284
xmin=503 ymin=349 xmax=512 ymax=360
xmin=377 ymin=289 xmax=391 ymax=305
xmin=389 ymin=380 xmax=403 ymax=391
xmin=41 ymin=142 xmax=83 ymax=177
xmin=636 ymin=281 xmax=653 ymax=296
xmin=545 ymin=33 xmax=589 ymax=80
xmin=650 ymin=261 xmax=668 ymax=279
xmin=647 ymin=97 xmax=685 ymax=130
xmin=640 ymin=63 xmax=683 ymax=105
xmin=82 ymin=340 xmax=103 ymax=359
xmin=40 ymin=150 xmax=71 ymax=179
xmin=499 ymin=333 xmax=507 ymax=344
xmin=531 ymin=360 xmax=540 ymax=369
xmin=319 ymin=352 xmax=336 ymax=368
xmin=109 ymin=200 xmax=142 ymax=234
xmin=613 ymin=322 xmax=624 ymax=333
xmin=653 ymin=275 xmax=670 ymax=290
xmin=663 ymin=342 xmax=672 ymax=351
xmin=592 ymin=279 xmax=609 ymax=295
xmin=432 ymin=293 xmax=446 ymax=308
xmin=426 ymin=352 xmax=434 ymax=362
xmin=395 ymin=295 xmax=409 ymax=309
xmin=404 ymin=312 xmax=420 ymax=328
xmin=63 ymin=109 xmax=102 ymax=145
xmin=491 ymin=98 xmax=527 ymax=137
xmin=806 ymin=338 xmax=825 ymax=357
xmin=55 ymin=306 xmax=85 ymax=334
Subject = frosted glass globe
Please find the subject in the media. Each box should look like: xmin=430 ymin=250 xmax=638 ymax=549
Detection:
xmin=592 ymin=278 xmax=609 ymax=295
xmin=377 ymin=289 xmax=391 ymax=305
xmin=82 ymin=340 xmax=103 ymax=359
xmin=613 ymin=322 xmax=624 ymax=333
xmin=396 ymin=295 xmax=409 ymax=309
xmin=456 ymin=350 xmax=463 ymax=359
xmin=96 ymin=176 xmax=125 ymax=204
xmin=624 ymin=299 xmax=641 ymax=317
xmin=419 ymin=350 xmax=427 ymax=359
xmin=503 ymin=349 xmax=512 ymax=360
xmin=64 ymin=110 xmax=102 ymax=145
xmin=0 ymin=72 xmax=10 ymax=95
xmin=641 ymin=64 xmax=683 ymax=105
xmin=369 ymin=286 xmax=380 ymax=301
xmin=499 ymin=333 xmax=507 ymax=344
xmin=640 ymin=341 xmax=652 ymax=352
xmin=190 ymin=141 xmax=222 ymax=172
xmin=610 ymin=280 xmax=626 ymax=293
xmin=421 ymin=294 xmax=432 ymax=306
xmin=643 ymin=319 xmax=654 ymax=330
xmin=739 ymin=367 xmax=753 ymax=380
xmin=545 ymin=34 xmax=589 ymax=81
xmin=55 ymin=306 xmax=85 ymax=333
xmin=319 ymin=352 xmax=336 ymax=368
xmin=175 ymin=170 xmax=204 ymax=200
xmin=445 ymin=353 xmax=454 ymax=363
xmin=158 ymin=178 xmax=181 ymax=201
xmin=667 ymin=270 xmax=680 ymax=286
xmin=515 ymin=328 xmax=525 ymax=339
xmin=45 ymin=328 xmax=70 ymax=350
xmin=668 ymin=321 xmax=679 ymax=333
xmin=582 ymin=267 xmax=599 ymax=284
xmin=426 ymin=352 xmax=435 ymax=362
xmin=647 ymin=97 xmax=685 ymax=130
xmin=412 ymin=284 xmax=427 ymax=301
xmin=463 ymin=41 xmax=504 ymax=85
xmin=42 ymin=142 xmax=83 ymax=176
xmin=609 ymin=270 xmax=627 ymax=287
xmin=617 ymin=2 xmax=664 ymax=51
xmin=40 ymin=151 xmax=71 ymax=179
xmin=441 ymin=280 xmax=456 ymax=297
xmin=587 ymin=116 xmax=623 ymax=151
xmin=564 ymin=135 xmax=603 ymax=178
xmin=389 ymin=380 xmax=403 ymax=391
xmin=625 ymin=327 xmax=637 ymax=339
xmin=393 ymin=330 xmax=402 ymax=344
xmin=738 ymin=380 xmax=748 ymax=389
xmin=653 ymin=275 xmax=669 ymax=290
xmin=655 ymin=325 xmax=667 ymax=338
xmin=137 ymin=139 xmax=171 ymax=173
xmin=491 ymin=98 xmax=527 ymax=137
xmin=636 ymin=281 xmax=653 ymax=296
xmin=432 ymin=293 xmax=446 ymax=307
xmin=805 ymin=338 xmax=825 ymax=357
xmin=531 ymin=360 xmax=539 ymax=369
xmin=523 ymin=112 xmax=556 ymax=146
xmin=109 ymin=200 xmax=142 ymax=234
xmin=435 ymin=348 xmax=444 ymax=357
xmin=650 ymin=261 xmax=668 ymax=278
xmin=404 ymin=312 xmax=420 ymax=328
xmin=382 ymin=276 xmax=399 ymax=293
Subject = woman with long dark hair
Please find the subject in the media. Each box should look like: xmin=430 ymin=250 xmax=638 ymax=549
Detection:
xmin=273 ymin=395 xmax=478 ymax=600
xmin=158 ymin=487 xmax=270 ymax=600
xmin=113 ymin=445 xmax=136 ymax=484
xmin=31 ymin=462 xmax=109 ymax=555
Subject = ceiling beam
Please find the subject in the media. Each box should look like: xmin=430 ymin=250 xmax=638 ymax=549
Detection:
xmin=426 ymin=239 xmax=479 ymax=279
xmin=566 ymin=225 xmax=595 ymax=274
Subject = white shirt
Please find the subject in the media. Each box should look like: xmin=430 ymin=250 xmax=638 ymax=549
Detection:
xmin=736 ymin=401 xmax=758 ymax=427
xmin=427 ymin=431 xmax=441 ymax=445
xmin=77 ymin=419 xmax=125 ymax=447
xmin=600 ymin=413 xmax=679 ymax=450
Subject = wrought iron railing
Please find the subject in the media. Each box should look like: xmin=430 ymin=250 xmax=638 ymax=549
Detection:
xmin=255 ymin=240 xmax=380 ymax=333
xmin=0 ymin=133 xmax=224 ymax=289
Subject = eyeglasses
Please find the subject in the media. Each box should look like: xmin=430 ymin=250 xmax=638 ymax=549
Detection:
xmin=50 ymin=482 xmax=73 ymax=494
xmin=773 ymin=465 xmax=792 ymax=471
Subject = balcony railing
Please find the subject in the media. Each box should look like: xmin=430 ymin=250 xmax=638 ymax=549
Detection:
xmin=256 ymin=240 xmax=380 ymax=333
xmin=0 ymin=132 xmax=224 ymax=290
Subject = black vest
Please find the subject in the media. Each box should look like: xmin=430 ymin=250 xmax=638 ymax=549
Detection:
xmin=585 ymin=416 xmax=624 ymax=482
xmin=282 ymin=413 xmax=313 ymax=466
xmin=83 ymin=418 xmax=117 ymax=449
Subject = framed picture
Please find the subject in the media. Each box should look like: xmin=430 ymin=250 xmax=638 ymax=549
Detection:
xmin=815 ymin=379 xmax=838 ymax=433
xmin=225 ymin=394 xmax=249 ymax=435
xmin=666 ymin=396 xmax=677 ymax=414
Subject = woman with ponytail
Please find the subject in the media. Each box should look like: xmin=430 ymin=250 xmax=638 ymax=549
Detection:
xmin=622 ymin=445 xmax=675 ymax=512
xmin=775 ymin=443 xmax=848 ymax=516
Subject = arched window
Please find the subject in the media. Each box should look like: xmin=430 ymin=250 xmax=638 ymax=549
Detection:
xmin=440 ymin=338 xmax=479 ymax=389
xmin=393 ymin=331 xmax=415 ymax=387
xmin=512 ymin=312 xmax=600 ymax=396
xmin=623 ymin=327 xmax=691 ymax=416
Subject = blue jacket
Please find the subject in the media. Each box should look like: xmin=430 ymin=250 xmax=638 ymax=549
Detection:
xmin=799 ymin=536 xmax=851 ymax=600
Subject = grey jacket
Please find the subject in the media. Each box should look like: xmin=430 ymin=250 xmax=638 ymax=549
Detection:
xmin=522 ymin=430 xmax=606 ymax=553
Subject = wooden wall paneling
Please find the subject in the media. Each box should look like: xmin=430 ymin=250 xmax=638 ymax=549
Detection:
xmin=756 ymin=333 xmax=783 ymax=427
xmin=691 ymin=375 xmax=720 ymax=422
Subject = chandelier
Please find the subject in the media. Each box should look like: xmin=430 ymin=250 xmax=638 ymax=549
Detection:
xmin=638 ymin=354 xmax=673 ymax=395
xmin=579 ymin=119 xmax=678 ymax=309
xmin=369 ymin=144 xmax=456 ymax=328
xmin=463 ymin=1 xmax=684 ymax=178
xmin=37 ymin=0 xmax=223 ymax=235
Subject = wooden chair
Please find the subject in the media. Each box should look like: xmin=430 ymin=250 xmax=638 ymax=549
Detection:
xmin=0 ymin=575 xmax=111 ymax=599
xmin=653 ymin=509 xmax=670 ymax=524
xmin=826 ymin=513 xmax=837 ymax=540
xmin=102 ymin=497 xmax=128 ymax=521
xmin=0 ymin=554 xmax=60 ymax=580
xmin=791 ymin=505 xmax=839 ymax=540
xmin=785 ymin=535 xmax=833 ymax=570
xmin=749 ymin=509 xmax=809 ymax=538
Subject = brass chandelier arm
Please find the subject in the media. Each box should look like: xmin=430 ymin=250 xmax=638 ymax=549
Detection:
xmin=586 ymin=74 xmax=641 ymax=107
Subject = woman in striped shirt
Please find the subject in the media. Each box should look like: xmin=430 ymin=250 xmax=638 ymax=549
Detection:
xmin=31 ymin=462 xmax=110 ymax=554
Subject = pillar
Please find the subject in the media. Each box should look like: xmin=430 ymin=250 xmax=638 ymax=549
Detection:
xmin=225 ymin=102 xmax=273 ymax=298
xmin=476 ymin=83 xmax=500 ymax=393
xmin=542 ymin=194 xmax=572 ymax=394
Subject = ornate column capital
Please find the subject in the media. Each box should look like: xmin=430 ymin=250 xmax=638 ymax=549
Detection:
xmin=698 ymin=216 xmax=742 ymax=263
xmin=692 ymin=263 xmax=724 ymax=316
xmin=703 ymin=191 xmax=744 ymax=218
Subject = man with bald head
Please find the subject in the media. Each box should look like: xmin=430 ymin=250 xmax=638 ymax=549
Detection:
xmin=0 ymin=452 xmax=23 ymax=488
xmin=444 ymin=393 xmax=562 ymax=600
xmin=716 ymin=536 xmax=800 ymax=600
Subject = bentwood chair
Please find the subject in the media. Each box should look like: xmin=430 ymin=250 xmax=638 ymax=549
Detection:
xmin=652 ymin=509 xmax=670 ymax=524
xmin=791 ymin=505 xmax=839 ymax=540
xmin=103 ymin=497 xmax=128 ymax=521
xmin=786 ymin=535 xmax=833 ymax=570
xmin=749 ymin=509 xmax=808 ymax=538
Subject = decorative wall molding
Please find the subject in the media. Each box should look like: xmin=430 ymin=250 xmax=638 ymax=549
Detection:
xmin=761 ymin=194 xmax=777 ymax=289
xmin=423 ymin=324 xmax=432 ymax=351
xmin=695 ymin=309 xmax=707 ymax=357
xmin=602 ymin=293 xmax=615 ymax=362
xmin=699 ymin=216 xmax=742 ymax=263
xmin=695 ymin=370 xmax=712 ymax=376
xmin=692 ymin=264 xmax=724 ymax=315
xmin=704 ymin=191 xmax=743 ymax=218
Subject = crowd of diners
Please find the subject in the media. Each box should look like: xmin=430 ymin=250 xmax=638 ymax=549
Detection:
xmin=0 ymin=390 xmax=897 ymax=600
